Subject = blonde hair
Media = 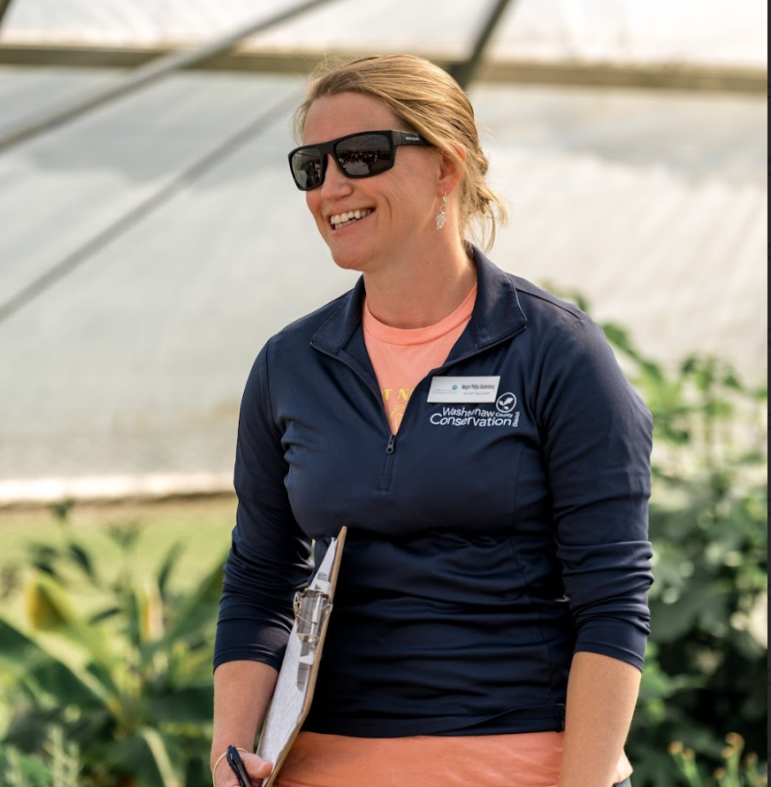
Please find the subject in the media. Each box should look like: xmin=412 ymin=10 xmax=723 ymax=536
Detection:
xmin=292 ymin=54 xmax=507 ymax=251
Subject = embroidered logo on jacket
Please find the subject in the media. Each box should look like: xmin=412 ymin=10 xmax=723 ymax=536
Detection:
xmin=429 ymin=402 xmax=521 ymax=428
xmin=496 ymin=392 xmax=517 ymax=413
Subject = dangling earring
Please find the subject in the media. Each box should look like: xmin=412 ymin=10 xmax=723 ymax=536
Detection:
xmin=435 ymin=194 xmax=448 ymax=230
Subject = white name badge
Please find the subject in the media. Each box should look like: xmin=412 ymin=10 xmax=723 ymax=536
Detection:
xmin=427 ymin=376 xmax=500 ymax=403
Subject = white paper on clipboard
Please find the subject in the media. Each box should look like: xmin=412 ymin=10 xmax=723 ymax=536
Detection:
xmin=256 ymin=526 xmax=347 ymax=787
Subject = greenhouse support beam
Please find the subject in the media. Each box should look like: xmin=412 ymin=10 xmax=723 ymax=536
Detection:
xmin=0 ymin=0 xmax=340 ymax=154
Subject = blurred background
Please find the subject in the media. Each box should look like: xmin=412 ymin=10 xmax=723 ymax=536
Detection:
xmin=0 ymin=1 xmax=766 ymax=786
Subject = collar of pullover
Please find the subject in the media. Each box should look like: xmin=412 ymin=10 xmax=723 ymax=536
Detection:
xmin=311 ymin=246 xmax=528 ymax=357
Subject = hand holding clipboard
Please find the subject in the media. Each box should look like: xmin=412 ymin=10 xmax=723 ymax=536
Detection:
xmin=254 ymin=527 xmax=347 ymax=786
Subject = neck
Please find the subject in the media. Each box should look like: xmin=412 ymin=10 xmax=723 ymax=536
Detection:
xmin=363 ymin=238 xmax=476 ymax=329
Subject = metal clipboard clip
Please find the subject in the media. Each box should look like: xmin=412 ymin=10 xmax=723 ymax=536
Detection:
xmin=293 ymin=580 xmax=331 ymax=690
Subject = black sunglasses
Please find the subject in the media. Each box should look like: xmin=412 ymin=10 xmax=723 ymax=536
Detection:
xmin=288 ymin=129 xmax=432 ymax=191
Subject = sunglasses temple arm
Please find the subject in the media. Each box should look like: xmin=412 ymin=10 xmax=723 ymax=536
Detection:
xmin=393 ymin=130 xmax=431 ymax=147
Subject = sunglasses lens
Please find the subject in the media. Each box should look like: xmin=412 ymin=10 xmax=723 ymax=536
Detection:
xmin=335 ymin=133 xmax=393 ymax=178
xmin=290 ymin=133 xmax=396 ymax=190
xmin=291 ymin=148 xmax=323 ymax=190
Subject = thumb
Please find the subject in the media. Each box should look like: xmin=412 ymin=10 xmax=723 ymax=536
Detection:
xmin=243 ymin=752 xmax=274 ymax=781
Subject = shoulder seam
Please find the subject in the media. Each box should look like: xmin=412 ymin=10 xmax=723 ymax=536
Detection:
xmin=513 ymin=281 xmax=585 ymax=322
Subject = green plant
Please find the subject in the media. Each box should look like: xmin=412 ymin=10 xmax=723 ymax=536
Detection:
xmin=0 ymin=725 xmax=81 ymax=787
xmin=669 ymin=733 xmax=767 ymax=787
xmin=0 ymin=516 xmax=225 ymax=787
xmin=603 ymin=324 xmax=767 ymax=787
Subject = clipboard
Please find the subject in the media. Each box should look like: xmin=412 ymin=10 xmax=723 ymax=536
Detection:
xmin=256 ymin=526 xmax=347 ymax=786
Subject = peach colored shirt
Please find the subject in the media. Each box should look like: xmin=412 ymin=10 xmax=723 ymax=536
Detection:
xmin=362 ymin=285 xmax=476 ymax=434
xmin=276 ymin=732 xmax=632 ymax=787
xmin=276 ymin=288 xmax=632 ymax=787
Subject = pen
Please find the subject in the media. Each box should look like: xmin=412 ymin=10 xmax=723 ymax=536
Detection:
xmin=226 ymin=745 xmax=251 ymax=787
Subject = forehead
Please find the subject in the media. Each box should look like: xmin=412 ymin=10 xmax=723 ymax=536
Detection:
xmin=302 ymin=92 xmax=402 ymax=144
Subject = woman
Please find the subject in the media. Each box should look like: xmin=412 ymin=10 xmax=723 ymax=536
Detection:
xmin=211 ymin=54 xmax=653 ymax=787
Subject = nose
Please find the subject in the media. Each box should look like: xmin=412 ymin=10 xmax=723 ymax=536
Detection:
xmin=319 ymin=153 xmax=353 ymax=197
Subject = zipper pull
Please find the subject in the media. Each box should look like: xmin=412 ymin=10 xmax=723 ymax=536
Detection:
xmin=385 ymin=434 xmax=396 ymax=454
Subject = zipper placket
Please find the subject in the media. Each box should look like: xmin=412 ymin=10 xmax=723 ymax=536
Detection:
xmin=310 ymin=342 xmax=397 ymax=490
xmin=311 ymin=324 xmax=527 ymax=492
xmin=379 ymin=433 xmax=397 ymax=491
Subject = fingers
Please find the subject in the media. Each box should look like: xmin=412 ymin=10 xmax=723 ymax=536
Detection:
xmin=213 ymin=755 xmax=273 ymax=787
xmin=243 ymin=752 xmax=274 ymax=783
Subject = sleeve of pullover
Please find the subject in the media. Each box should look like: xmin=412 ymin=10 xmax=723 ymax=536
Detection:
xmin=539 ymin=316 xmax=654 ymax=671
xmin=214 ymin=340 xmax=314 ymax=671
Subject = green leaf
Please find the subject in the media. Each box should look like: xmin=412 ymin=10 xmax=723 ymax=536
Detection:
xmin=602 ymin=322 xmax=635 ymax=354
xmin=0 ymin=618 xmax=111 ymax=710
xmin=48 ymin=499 xmax=74 ymax=522
xmin=157 ymin=541 xmax=185 ymax=601
xmin=19 ymin=573 xmax=125 ymax=708
xmin=23 ymin=573 xmax=116 ymax=674
xmin=66 ymin=542 xmax=97 ymax=584
xmin=104 ymin=728 xmax=184 ymax=787
xmin=0 ymin=746 xmax=51 ymax=787
xmin=146 ymin=685 xmax=213 ymax=726
xmin=125 ymin=579 xmax=166 ymax=655
xmin=163 ymin=554 xmax=225 ymax=644
xmin=139 ymin=728 xmax=185 ymax=787
xmin=88 ymin=606 xmax=121 ymax=625
xmin=106 ymin=521 xmax=143 ymax=553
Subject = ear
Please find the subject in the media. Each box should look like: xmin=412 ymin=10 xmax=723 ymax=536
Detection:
xmin=437 ymin=143 xmax=467 ymax=197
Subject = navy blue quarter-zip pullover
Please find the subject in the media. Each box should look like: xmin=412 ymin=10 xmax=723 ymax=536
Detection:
xmin=214 ymin=247 xmax=654 ymax=737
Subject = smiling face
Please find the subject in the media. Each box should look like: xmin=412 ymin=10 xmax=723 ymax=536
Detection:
xmin=301 ymin=92 xmax=443 ymax=275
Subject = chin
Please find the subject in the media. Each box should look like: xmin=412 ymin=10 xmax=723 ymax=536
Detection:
xmin=328 ymin=244 xmax=374 ymax=274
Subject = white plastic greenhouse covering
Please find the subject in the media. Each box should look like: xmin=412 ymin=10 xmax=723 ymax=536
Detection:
xmin=1 ymin=0 xmax=767 ymax=68
xmin=0 ymin=0 xmax=766 ymax=501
